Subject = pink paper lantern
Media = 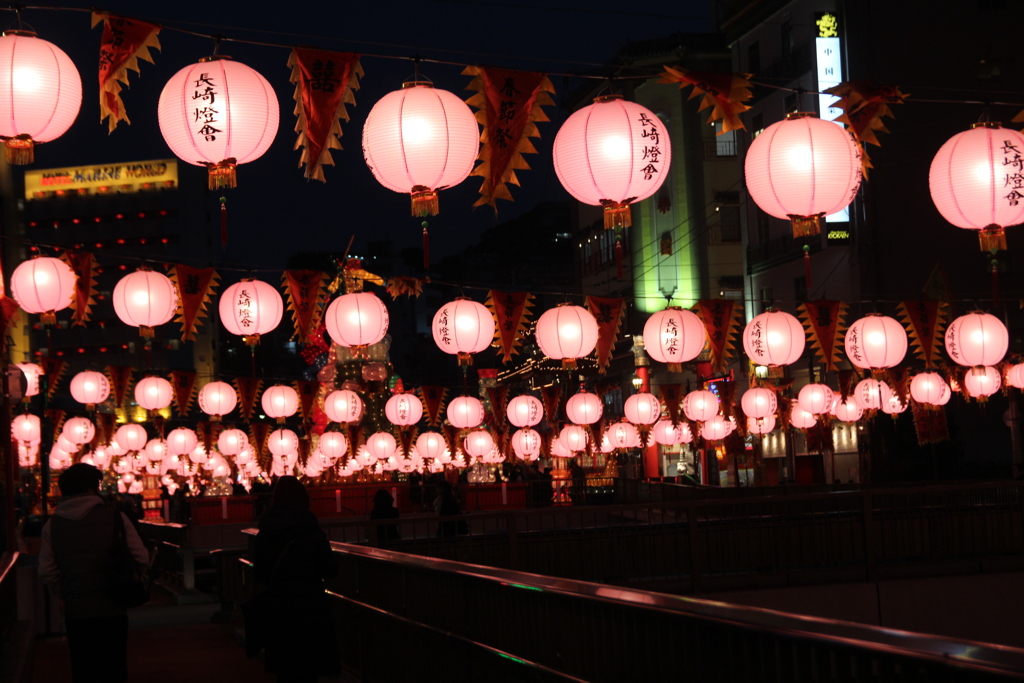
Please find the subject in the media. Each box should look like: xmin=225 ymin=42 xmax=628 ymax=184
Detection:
xmin=198 ymin=381 xmax=237 ymax=420
xmin=145 ymin=438 xmax=168 ymax=461
xmin=744 ymin=112 xmax=862 ymax=238
xmin=740 ymin=387 xmax=778 ymax=420
xmin=566 ymin=390 xmax=603 ymax=425
xmin=511 ymin=428 xmax=541 ymax=459
xmin=416 ymin=432 xmax=449 ymax=461
xmin=853 ymin=378 xmax=891 ymax=410
xmin=324 ymin=292 xmax=389 ymax=349
xmin=535 ymin=304 xmax=599 ymax=369
xmin=324 ymin=389 xmax=363 ymax=423
xmin=115 ymin=424 xmax=147 ymax=452
xmin=558 ymin=424 xmax=589 ymax=452
xmin=12 ymin=414 xmax=40 ymax=443
xmin=683 ymin=390 xmax=719 ymax=422
xmin=552 ymin=96 xmax=670 ymax=229
xmin=385 ymin=393 xmax=423 ymax=426
xmin=167 ymin=428 xmax=198 ymax=456
xmin=832 ymin=399 xmax=864 ymax=423
xmin=16 ymin=363 xmax=42 ymax=397
xmin=113 ymin=269 xmax=178 ymax=338
xmin=62 ymin=417 xmax=95 ymax=445
xmin=362 ymin=81 xmax=478 ymax=215
xmin=929 ymin=123 xmax=1024 ymax=251
xmin=262 ymin=384 xmax=299 ymax=421
xmin=742 ymin=310 xmax=805 ymax=367
xmin=652 ymin=419 xmax=686 ymax=445
xmin=624 ymin=392 xmax=661 ymax=425
xmin=910 ymin=372 xmax=949 ymax=405
xmin=69 ymin=371 xmax=110 ymax=408
xmin=1007 ymin=364 xmax=1024 ymax=390
xmin=135 ymin=376 xmax=173 ymax=411
xmin=432 ymin=299 xmax=495 ymax=364
xmin=605 ymin=421 xmax=641 ymax=449
xmin=964 ymin=366 xmax=1001 ymax=399
xmin=318 ymin=432 xmax=348 ymax=460
xmin=798 ymin=384 xmax=834 ymax=415
xmin=365 ymin=431 xmax=397 ymax=461
xmin=945 ymin=312 xmax=1008 ymax=368
xmin=789 ymin=401 xmax=817 ymax=429
xmin=747 ymin=415 xmax=777 ymax=435
xmin=701 ymin=415 xmax=733 ymax=442
xmin=219 ymin=279 xmax=283 ymax=344
xmin=507 ymin=395 xmax=543 ymax=428
xmin=10 ymin=257 xmax=76 ymax=323
xmin=464 ymin=429 xmax=495 ymax=458
xmin=845 ymin=314 xmax=907 ymax=370
xmin=550 ymin=437 xmax=573 ymax=458
xmin=268 ymin=428 xmax=300 ymax=457
xmin=882 ymin=393 xmax=908 ymax=415
xmin=0 ymin=32 xmax=82 ymax=164
xmin=218 ymin=428 xmax=248 ymax=456
xmin=447 ymin=396 xmax=485 ymax=429
xmin=158 ymin=57 xmax=279 ymax=189
xmin=642 ymin=307 xmax=705 ymax=372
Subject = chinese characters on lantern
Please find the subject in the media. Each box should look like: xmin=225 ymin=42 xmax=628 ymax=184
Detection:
xmin=236 ymin=287 xmax=254 ymax=330
xmin=637 ymin=112 xmax=661 ymax=181
xmin=747 ymin=319 xmax=764 ymax=359
xmin=1003 ymin=139 xmax=1024 ymax=206
xmin=436 ymin=306 xmax=451 ymax=345
xmin=192 ymin=73 xmax=221 ymax=141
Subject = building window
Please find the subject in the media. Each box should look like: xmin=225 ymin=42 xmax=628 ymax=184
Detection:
xmin=715 ymin=192 xmax=741 ymax=242
xmin=747 ymin=42 xmax=760 ymax=74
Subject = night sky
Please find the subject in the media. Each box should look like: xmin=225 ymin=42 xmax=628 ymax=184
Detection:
xmin=14 ymin=0 xmax=712 ymax=270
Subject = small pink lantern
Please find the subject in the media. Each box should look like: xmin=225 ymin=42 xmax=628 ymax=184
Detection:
xmin=853 ymin=378 xmax=891 ymax=411
xmin=511 ymin=428 xmax=542 ymax=460
xmin=464 ymin=429 xmax=495 ymax=458
xmin=385 ymin=393 xmax=424 ymax=427
xmin=198 ymin=381 xmax=237 ymax=420
xmin=624 ymin=392 xmax=662 ymax=426
xmin=605 ymin=421 xmax=641 ymax=449
xmin=964 ymin=366 xmax=1001 ymax=399
xmin=113 ymin=269 xmax=178 ymax=338
xmin=10 ymin=257 xmax=76 ymax=323
xmin=135 ymin=376 xmax=173 ymax=411
xmin=642 ymin=308 xmax=706 ymax=372
xmin=0 ymin=32 xmax=82 ymax=164
xmin=324 ymin=292 xmax=389 ymax=351
xmin=701 ymin=415 xmax=733 ymax=442
xmin=447 ymin=396 xmax=485 ymax=429
xmin=566 ymin=389 xmax=603 ymax=425
xmin=652 ymin=419 xmax=687 ymax=445
xmin=12 ymin=414 xmax=40 ymax=442
xmin=324 ymin=389 xmax=363 ymax=423
xmin=747 ymin=415 xmax=777 ymax=435
xmin=219 ymin=279 xmax=284 ymax=345
xmin=550 ymin=437 xmax=573 ymax=458
xmin=945 ymin=312 xmax=1008 ymax=368
xmin=832 ymin=399 xmax=864 ymax=423
xmin=167 ymin=428 xmax=198 ymax=456
xmin=742 ymin=310 xmax=805 ymax=367
xmin=882 ymin=393 xmax=908 ymax=415
xmin=416 ymin=432 xmax=449 ymax=461
xmin=845 ymin=314 xmax=907 ymax=370
xmin=56 ymin=434 xmax=78 ymax=454
xmin=218 ymin=428 xmax=248 ymax=456
xmin=789 ymin=402 xmax=817 ymax=429
xmin=740 ymin=388 xmax=778 ymax=420
xmin=1007 ymin=364 xmax=1024 ymax=390
xmin=145 ymin=438 xmax=169 ymax=462
xmin=798 ymin=384 xmax=834 ymax=415
xmin=365 ymin=431 xmax=397 ymax=461
xmin=115 ymin=424 xmax=147 ymax=451
xmin=63 ymin=417 xmax=95 ymax=445
xmin=432 ymin=298 xmax=495 ymax=365
xmin=158 ymin=57 xmax=279 ymax=189
xmin=558 ymin=424 xmax=589 ymax=452
xmin=910 ymin=372 xmax=949 ymax=405
xmin=262 ymin=384 xmax=299 ymax=422
xmin=318 ymin=432 xmax=348 ymax=460
xmin=507 ymin=395 xmax=543 ymax=428
xmin=535 ymin=304 xmax=599 ymax=369
xmin=16 ymin=363 xmax=42 ymax=397
xmin=744 ymin=112 xmax=862 ymax=238
xmin=69 ymin=371 xmax=110 ymax=409
xmin=929 ymin=123 xmax=1024 ymax=251
xmin=268 ymin=428 xmax=300 ymax=457
xmin=683 ymin=390 xmax=719 ymax=422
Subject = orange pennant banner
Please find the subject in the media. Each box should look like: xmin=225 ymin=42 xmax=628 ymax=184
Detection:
xmin=169 ymin=370 xmax=197 ymax=417
xmin=798 ymin=300 xmax=848 ymax=372
xmin=658 ymin=66 xmax=752 ymax=134
xmin=234 ymin=377 xmax=264 ymax=421
xmin=695 ymin=300 xmax=741 ymax=372
xmin=283 ymin=270 xmax=328 ymax=344
xmin=61 ymin=252 xmax=99 ymax=327
xmin=41 ymin=358 xmax=67 ymax=400
xmin=586 ymin=296 xmax=626 ymax=374
xmin=418 ymin=385 xmax=448 ymax=427
xmin=824 ymin=80 xmax=908 ymax=177
xmin=170 ymin=265 xmax=219 ymax=341
xmin=295 ymin=380 xmax=320 ymax=422
xmin=486 ymin=290 xmax=534 ymax=363
xmin=105 ymin=365 xmax=134 ymax=410
xmin=897 ymin=301 xmax=948 ymax=368
xmin=92 ymin=12 xmax=161 ymax=133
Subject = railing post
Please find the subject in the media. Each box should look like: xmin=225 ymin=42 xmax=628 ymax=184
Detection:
xmin=862 ymin=492 xmax=876 ymax=582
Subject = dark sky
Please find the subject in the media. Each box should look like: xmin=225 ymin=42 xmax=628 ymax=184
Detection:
xmin=16 ymin=0 xmax=711 ymax=270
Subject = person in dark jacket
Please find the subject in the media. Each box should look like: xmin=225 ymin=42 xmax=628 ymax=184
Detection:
xmin=38 ymin=464 xmax=150 ymax=683
xmin=433 ymin=480 xmax=467 ymax=537
xmin=369 ymin=488 xmax=400 ymax=544
xmin=254 ymin=476 xmax=339 ymax=683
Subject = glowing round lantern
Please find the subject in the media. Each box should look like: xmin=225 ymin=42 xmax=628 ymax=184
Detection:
xmin=198 ymin=381 xmax=237 ymax=420
xmin=642 ymin=307 xmax=705 ymax=372
xmin=701 ymin=415 xmax=733 ymax=442
xmin=605 ymin=421 xmax=641 ymax=449
xmin=318 ymin=432 xmax=348 ymax=460
xmin=63 ymin=417 xmax=95 ymax=445
xmin=261 ymin=384 xmax=299 ymax=422
xmin=744 ymin=112 xmax=862 ymax=238
xmin=1007 ymin=364 xmax=1024 ymax=390
xmin=0 ymin=32 xmax=82 ymax=164
xmin=189 ymin=444 xmax=209 ymax=464
xmin=747 ymin=415 xmax=777 ymax=435
xmin=652 ymin=419 xmax=686 ymax=445
xmin=929 ymin=123 xmax=1024 ymax=251
xmin=115 ymin=424 xmax=147 ymax=452
xmin=158 ymin=57 xmax=279 ymax=189
xmin=56 ymin=434 xmax=77 ymax=454
xmin=853 ymin=378 xmax=891 ymax=411
xmin=268 ymin=428 xmax=300 ymax=457
xmin=507 ymin=395 xmax=543 ymax=428
xmin=882 ymin=393 xmax=908 ymax=415
xmin=558 ymin=424 xmax=589 ymax=452
xmin=945 ymin=312 xmax=1008 ymax=368
xmin=845 ymin=315 xmax=907 ymax=370
xmin=135 ymin=376 xmax=172 ymax=411
xmin=550 ymin=437 xmax=573 ymax=458
xmin=167 ymin=428 xmax=198 ymax=456
xmin=12 ymin=413 xmax=39 ymax=442
xmin=324 ymin=292 xmax=389 ymax=350
xmin=145 ymin=438 xmax=168 ymax=462
xmin=10 ymin=257 xmax=75 ymax=323
xmin=798 ymin=384 xmax=834 ymax=415
xmin=385 ymin=393 xmax=424 ymax=426
xmin=566 ymin=390 xmax=603 ymax=425
xmin=933 ymin=380 xmax=952 ymax=406
xmin=910 ymin=372 xmax=948 ymax=405
xmin=832 ymin=399 xmax=864 ymax=423
xmin=683 ymin=390 xmax=719 ymax=422
xmin=742 ymin=310 xmax=805 ymax=367
xmin=365 ymin=432 xmax=397 ymax=461
xmin=964 ymin=366 xmax=1001 ymax=399
xmin=464 ymin=429 xmax=495 ymax=458
xmin=416 ymin=432 xmax=449 ymax=460
xmin=16 ymin=362 xmax=42 ymax=397
xmin=113 ymin=269 xmax=178 ymax=338
xmin=624 ymin=392 xmax=661 ymax=426
xmin=789 ymin=401 xmax=817 ymax=429
xmin=447 ymin=396 xmax=485 ymax=429
xmin=740 ymin=387 xmax=777 ymax=420
xmin=535 ymin=304 xmax=599 ymax=369
xmin=69 ymin=370 xmax=110 ymax=408
xmin=218 ymin=428 xmax=248 ymax=456
xmin=511 ymin=428 xmax=541 ymax=459
xmin=219 ymin=279 xmax=283 ymax=345
xmin=362 ymin=81 xmax=478 ymax=216
xmin=324 ymin=389 xmax=363 ymax=423
xmin=432 ymin=299 xmax=495 ymax=365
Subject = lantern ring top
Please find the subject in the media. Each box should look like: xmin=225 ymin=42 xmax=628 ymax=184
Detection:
xmin=593 ymin=94 xmax=624 ymax=104
xmin=784 ymin=111 xmax=818 ymax=120
xmin=972 ymin=121 xmax=1002 ymax=129
xmin=199 ymin=55 xmax=233 ymax=63
xmin=402 ymin=81 xmax=434 ymax=89
xmin=2 ymin=30 xmax=36 ymax=37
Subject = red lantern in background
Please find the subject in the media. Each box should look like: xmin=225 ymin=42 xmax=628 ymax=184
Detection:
xmin=643 ymin=307 xmax=705 ymax=372
xmin=624 ymin=392 xmax=662 ymax=425
xmin=652 ymin=419 xmax=686 ymax=445
xmin=218 ymin=428 xmax=248 ymax=456
xmin=464 ymin=429 xmax=495 ymax=458
xmin=324 ymin=389 xmax=363 ymax=423
xmin=744 ymin=112 xmax=862 ymax=238
xmin=415 ymin=432 xmax=449 ymax=461
xmin=507 ymin=395 xmax=543 ymax=428
xmin=511 ymin=428 xmax=541 ymax=460
xmin=798 ymin=383 xmax=834 ymax=415
xmin=605 ymin=421 xmax=641 ymax=449
xmin=701 ymin=415 xmax=733 ymax=441
xmin=742 ymin=310 xmax=805 ymax=367
xmin=910 ymin=372 xmax=949 ymax=405
xmin=219 ymin=279 xmax=284 ymax=345
xmin=964 ymin=366 xmax=1001 ymax=399
xmin=747 ymin=415 xmax=776 ymax=435
xmin=682 ymin=390 xmax=719 ymax=422
xmin=365 ymin=431 xmax=397 ymax=461
xmin=198 ymin=381 xmax=237 ymax=420
xmin=789 ymin=401 xmax=817 ymax=429
xmin=146 ymin=438 xmax=169 ymax=461
xmin=853 ymin=378 xmax=891 ymax=410
xmin=262 ymin=384 xmax=299 ymax=422
xmin=882 ymin=392 xmax=908 ymax=415
xmin=447 ymin=396 xmax=485 ymax=429
xmin=63 ymin=417 xmax=95 ymax=445
xmin=945 ymin=312 xmax=1008 ymax=368
xmin=318 ymin=432 xmax=348 ymax=460
xmin=432 ymin=298 xmax=495 ymax=365
xmin=740 ymin=387 xmax=777 ymax=420
xmin=158 ymin=57 xmax=279 ymax=188
xmin=167 ymin=428 xmax=198 ymax=456
xmin=832 ymin=399 xmax=864 ymax=423
xmin=566 ymin=389 xmax=603 ymax=425
xmin=929 ymin=123 xmax=1024 ymax=251
xmin=12 ymin=414 xmax=40 ymax=443
xmin=324 ymin=292 xmax=389 ymax=351
xmin=385 ymin=393 xmax=423 ymax=427
xmin=845 ymin=314 xmax=907 ymax=370
xmin=268 ymin=428 xmax=300 ymax=457
xmin=10 ymin=257 xmax=76 ymax=324
xmin=1007 ymin=364 xmax=1024 ymax=390
xmin=69 ymin=370 xmax=110 ymax=409
xmin=558 ymin=424 xmax=589 ymax=452
xmin=535 ymin=304 xmax=599 ymax=369
xmin=113 ymin=269 xmax=178 ymax=338
xmin=116 ymin=423 xmax=147 ymax=452
xmin=135 ymin=376 xmax=173 ymax=411
xmin=16 ymin=363 xmax=42 ymax=398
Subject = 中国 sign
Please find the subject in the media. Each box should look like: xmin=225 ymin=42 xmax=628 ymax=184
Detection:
xmin=24 ymin=158 xmax=177 ymax=200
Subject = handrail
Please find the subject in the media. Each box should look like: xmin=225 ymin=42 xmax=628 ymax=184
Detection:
xmin=0 ymin=551 xmax=18 ymax=587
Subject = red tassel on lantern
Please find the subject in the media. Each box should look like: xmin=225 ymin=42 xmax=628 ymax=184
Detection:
xmin=422 ymin=221 xmax=430 ymax=270
xmin=615 ymin=230 xmax=624 ymax=280
xmin=220 ymin=196 xmax=228 ymax=247
xmin=803 ymin=244 xmax=812 ymax=291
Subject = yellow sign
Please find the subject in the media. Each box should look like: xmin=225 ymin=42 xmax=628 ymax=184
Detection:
xmin=24 ymin=159 xmax=178 ymax=200
xmin=816 ymin=13 xmax=839 ymax=38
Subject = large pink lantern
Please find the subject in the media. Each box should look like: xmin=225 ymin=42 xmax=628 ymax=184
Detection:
xmin=1007 ymin=364 xmax=1024 ymax=390
xmin=929 ymin=123 xmax=1024 ymax=251
xmin=115 ymin=423 xmax=147 ymax=452
xmin=69 ymin=371 xmax=110 ymax=408
xmin=511 ymin=428 xmax=542 ymax=459
xmin=268 ymin=428 xmax=300 ymax=457
xmin=63 ymin=417 xmax=95 ymax=445
xmin=747 ymin=415 xmax=777 ymax=435
xmin=701 ymin=416 xmax=733 ymax=442
xmin=16 ymin=363 xmax=42 ymax=397
xmin=219 ymin=279 xmax=284 ymax=345
xmin=0 ymin=32 xmax=82 ymax=164
xmin=553 ymin=96 xmax=670 ymax=231
xmin=558 ymin=424 xmax=589 ymax=452
xmin=535 ymin=304 xmax=599 ymax=369
xmin=642 ymin=307 xmax=705 ymax=372
xmin=798 ymin=384 xmax=834 ymax=415
xmin=447 ymin=396 xmax=485 ymax=429
xmin=832 ymin=399 xmax=864 ymax=423
xmin=853 ymin=378 xmax=891 ymax=410
xmin=12 ymin=414 xmax=40 ymax=443
xmin=135 ymin=376 xmax=173 ymax=411
xmin=167 ymin=428 xmax=198 ymax=456
xmin=789 ymin=402 xmax=817 ymax=429
xmin=845 ymin=314 xmax=907 ymax=370
xmin=365 ymin=432 xmax=397 ymax=461
xmin=432 ymin=299 xmax=495 ymax=365
xmin=113 ymin=269 xmax=178 ymax=338
xmin=324 ymin=389 xmax=363 ymax=423
xmin=744 ymin=112 xmax=862 ymax=238
xmin=910 ymin=372 xmax=949 ymax=405
xmin=385 ymin=393 xmax=424 ymax=426
xmin=507 ymin=395 xmax=543 ymax=428
xmin=416 ymin=432 xmax=449 ymax=461
xmin=624 ymin=392 xmax=662 ymax=426
xmin=566 ymin=390 xmax=603 ymax=425
xmin=324 ymin=292 xmax=389 ymax=350
xmin=146 ymin=438 xmax=169 ymax=461
xmin=964 ymin=366 xmax=1001 ymax=399
xmin=10 ymin=257 xmax=76 ymax=323
xmin=464 ymin=429 xmax=495 ymax=458
xmin=198 ymin=381 xmax=237 ymax=420
xmin=740 ymin=388 xmax=777 ymax=420
xmin=218 ymin=428 xmax=248 ymax=456
xmin=605 ymin=421 xmax=641 ymax=449
xmin=742 ymin=310 xmax=805 ymax=367
xmin=158 ymin=57 xmax=279 ymax=189
xmin=945 ymin=312 xmax=1008 ymax=368
xmin=262 ymin=384 xmax=299 ymax=422
xmin=652 ymin=419 xmax=687 ymax=445
xmin=318 ymin=432 xmax=349 ymax=460
xmin=682 ymin=390 xmax=719 ymax=422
